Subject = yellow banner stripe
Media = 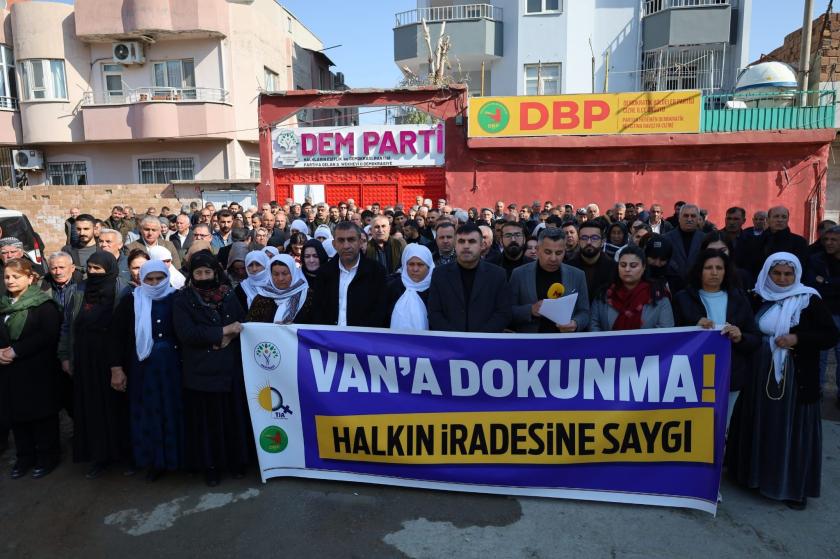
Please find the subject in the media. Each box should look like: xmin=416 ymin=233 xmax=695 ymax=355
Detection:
xmin=315 ymin=408 xmax=713 ymax=465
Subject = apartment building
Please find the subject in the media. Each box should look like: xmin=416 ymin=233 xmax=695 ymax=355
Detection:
xmin=0 ymin=0 xmax=356 ymax=189
xmin=394 ymin=0 xmax=751 ymax=97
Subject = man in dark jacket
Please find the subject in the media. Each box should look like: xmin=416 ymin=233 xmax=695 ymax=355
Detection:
xmin=427 ymin=223 xmax=512 ymax=332
xmin=568 ymin=222 xmax=616 ymax=302
xmin=804 ymin=225 xmax=840 ymax=403
xmin=746 ymin=206 xmax=808 ymax=281
xmin=663 ymin=204 xmax=705 ymax=285
xmin=313 ymin=222 xmax=389 ymax=327
xmin=365 ymin=215 xmax=405 ymax=274
xmin=498 ymin=221 xmax=533 ymax=279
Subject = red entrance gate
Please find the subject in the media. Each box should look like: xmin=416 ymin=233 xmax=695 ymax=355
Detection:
xmin=273 ymin=167 xmax=445 ymax=207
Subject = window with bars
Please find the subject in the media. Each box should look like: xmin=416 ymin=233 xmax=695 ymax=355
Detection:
xmin=524 ymin=63 xmax=561 ymax=95
xmin=138 ymin=158 xmax=195 ymax=184
xmin=249 ymin=158 xmax=261 ymax=179
xmin=47 ymin=161 xmax=88 ymax=185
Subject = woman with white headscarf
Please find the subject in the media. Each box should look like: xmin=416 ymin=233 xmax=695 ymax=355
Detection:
xmin=245 ymin=254 xmax=312 ymax=324
xmin=727 ymin=252 xmax=838 ymax=510
xmin=148 ymin=245 xmax=186 ymax=289
xmin=233 ymin=250 xmax=269 ymax=310
xmin=290 ymin=219 xmax=311 ymax=239
xmin=314 ymin=224 xmax=337 ymax=258
xmin=388 ymin=244 xmax=434 ymax=330
xmin=109 ymin=260 xmax=181 ymax=481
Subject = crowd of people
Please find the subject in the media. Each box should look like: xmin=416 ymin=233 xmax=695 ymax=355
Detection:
xmin=0 ymin=196 xmax=838 ymax=510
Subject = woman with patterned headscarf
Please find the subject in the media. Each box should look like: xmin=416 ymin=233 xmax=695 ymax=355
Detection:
xmin=246 ymin=254 xmax=311 ymax=324
xmin=727 ymin=252 xmax=839 ymax=510
xmin=173 ymin=251 xmax=249 ymax=487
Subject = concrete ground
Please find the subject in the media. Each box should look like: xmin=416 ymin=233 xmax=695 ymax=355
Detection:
xmin=1 ymin=381 xmax=838 ymax=558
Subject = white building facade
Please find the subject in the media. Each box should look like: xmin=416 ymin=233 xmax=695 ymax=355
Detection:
xmin=394 ymin=0 xmax=752 ymax=97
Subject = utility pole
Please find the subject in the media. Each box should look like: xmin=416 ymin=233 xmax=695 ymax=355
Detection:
xmin=798 ymin=0 xmax=814 ymax=106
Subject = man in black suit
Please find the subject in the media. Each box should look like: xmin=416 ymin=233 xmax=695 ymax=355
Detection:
xmin=312 ymin=222 xmax=389 ymax=327
xmin=427 ymin=223 xmax=512 ymax=332
xmin=663 ymin=203 xmax=705 ymax=287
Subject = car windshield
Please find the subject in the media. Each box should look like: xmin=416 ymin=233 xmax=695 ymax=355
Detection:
xmin=0 ymin=217 xmax=36 ymax=251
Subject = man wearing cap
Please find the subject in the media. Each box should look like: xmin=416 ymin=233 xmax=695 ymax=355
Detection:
xmin=568 ymin=222 xmax=615 ymax=303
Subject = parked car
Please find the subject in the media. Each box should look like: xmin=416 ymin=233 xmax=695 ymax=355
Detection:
xmin=0 ymin=209 xmax=46 ymax=264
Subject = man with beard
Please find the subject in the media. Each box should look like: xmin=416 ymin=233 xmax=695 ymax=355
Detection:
xmin=62 ymin=214 xmax=99 ymax=273
xmin=499 ymin=221 xmax=532 ymax=279
xmin=404 ymin=219 xmax=432 ymax=248
xmin=568 ymin=222 xmax=616 ymax=302
xmin=509 ymin=228 xmax=589 ymax=333
xmin=211 ymin=210 xmax=235 ymax=249
xmin=366 ymin=215 xmax=405 ymax=274
xmin=427 ymin=223 xmax=512 ymax=332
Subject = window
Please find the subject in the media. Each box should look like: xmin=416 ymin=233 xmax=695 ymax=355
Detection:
xmin=264 ymin=67 xmax=279 ymax=91
xmin=19 ymin=59 xmax=66 ymax=101
xmin=102 ymin=64 xmax=124 ymax=103
xmin=47 ymin=161 xmax=88 ymax=185
xmin=526 ymin=0 xmax=561 ymax=14
xmin=138 ymin=158 xmax=195 ymax=183
xmin=153 ymin=59 xmax=195 ymax=98
xmin=249 ymin=158 xmax=261 ymax=179
xmin=0 ymin=45 xmax=16 ymax=109
xmin=524 ymin=63 xmax=561 ymax=95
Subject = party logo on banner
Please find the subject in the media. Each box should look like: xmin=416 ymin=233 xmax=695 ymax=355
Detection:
xmin=260 ymin=426 xmax=290 ymax=454
xmin=254 ymin=341 xmax=282 ymax=371
xmin=255 ymin=385 xmax=294 ymax=419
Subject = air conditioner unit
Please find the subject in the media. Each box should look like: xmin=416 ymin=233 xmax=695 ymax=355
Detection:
xmin=12 ymin=149 xmax=45 ymax=171
xmin=112 ymin=42 xmax=145 ymax=65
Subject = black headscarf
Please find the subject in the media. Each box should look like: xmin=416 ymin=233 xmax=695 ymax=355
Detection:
xmin=189 ymin=250 xmax=229 ymax=307
xmin=301 ymin=239 xmax=328 ymax=283
xmin=83 ymin=251 xmax=118 ymax=305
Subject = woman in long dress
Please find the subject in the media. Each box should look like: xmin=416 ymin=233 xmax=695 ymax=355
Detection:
xmin=110 ymin=260 xmax=181 ymax=481
xmin=173 ymin=250 xmax=249 ymax=486
xmin=727 ymin=251 xmax=839 ymax=509
xmin=58 ymin=251 xmax=131 ymax=479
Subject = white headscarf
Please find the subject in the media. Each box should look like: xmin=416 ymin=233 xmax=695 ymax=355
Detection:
xmin=390 ymin=244 xmax=434 ymax=330
xmin=240 ymin=250 xmax=269 ymax=308
xmin=290 ymin=219 xmax=310 ymax=238
xmin=134 ymin=260 xmax=175 ymax=361
xmin=753 ymin=252 xmax=820 ymax=382
xmin=315 ymin=224 xmax=337 ymax=258
xmin=148 ymin=245 xmax=185 ymax=289
xmin=255 ymin=254 xmax=309 ymax=324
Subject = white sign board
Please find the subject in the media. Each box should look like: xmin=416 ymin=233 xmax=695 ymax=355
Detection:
xmin=272 ymin=124 xmax=445 ymax=169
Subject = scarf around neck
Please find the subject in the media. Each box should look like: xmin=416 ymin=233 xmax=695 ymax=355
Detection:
xmin=0 ymin=285 xmax=53 ymax=340
xmin=607 ymin=280 xmax=652 ymax=331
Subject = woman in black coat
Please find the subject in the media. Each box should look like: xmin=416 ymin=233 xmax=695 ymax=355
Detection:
xmin=173 ymin=250 xmax=249 ymax=487
xmin=672 ymin=249 xmax=760 ymax=430
xmin=0 ymin=258 xmax=62 ymax=479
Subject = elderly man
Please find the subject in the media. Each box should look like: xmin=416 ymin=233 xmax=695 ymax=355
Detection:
xmin=40 ymin=251 xmax=81 ymax=308
xmin=509 ymin=228 xmax=589 ymax=333
xmin=427 ymin=223 xmax=512 ymax=332
xmin=365 ymin=215 xmax=405 ymax=274
xmin=747 ymin=205 xmax=808 ymax=280
xmin=586 ymin=203 xmax=600 ymax=221
xmin=663 ymin=203 xmax=705 ymax=289
xmin=170 ymin=213 xmax=193 ymax=260
xmin=647 ymin=204 xmax=673 ymax=234
xmin=98 ymin=228 xmax=130 ymax=282
xmin=126 ymin=215 xmax=182 ymax=269
xmin=61 ymin=214 xmax=99 ymax=271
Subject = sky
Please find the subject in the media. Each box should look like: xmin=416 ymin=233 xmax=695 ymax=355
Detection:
xmin=45 ymin=0 xmax=837 ymax=89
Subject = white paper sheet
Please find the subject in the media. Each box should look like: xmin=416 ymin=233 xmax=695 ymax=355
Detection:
xmin=538 ymin=293 xmax=578 ymax=326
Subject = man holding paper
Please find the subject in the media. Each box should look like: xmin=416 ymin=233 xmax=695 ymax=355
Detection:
xmin=509 ymin=228 xmax=589 ymax=333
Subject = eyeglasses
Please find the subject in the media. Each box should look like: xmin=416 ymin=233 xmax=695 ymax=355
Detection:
xmin=580 ymin=235 xmax=602 ymax=243
xmin=502 ymin=233 xmax=524 ymax=240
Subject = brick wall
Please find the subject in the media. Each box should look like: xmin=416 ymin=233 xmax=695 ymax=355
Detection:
xmin=761 ymin=13 xmax=840 ymax=83
xmin=0 ymin=183 xmax=196 ymax=253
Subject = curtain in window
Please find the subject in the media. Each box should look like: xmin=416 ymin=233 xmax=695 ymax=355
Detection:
xmin=51 ymin=60 xmax=66 ymax=99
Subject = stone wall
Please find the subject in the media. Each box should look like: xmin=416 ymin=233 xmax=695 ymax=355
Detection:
xmin=0 ymin=183 xmax=200 ymax=253
xmin=762 ymin=13 xmax=840 ymax=83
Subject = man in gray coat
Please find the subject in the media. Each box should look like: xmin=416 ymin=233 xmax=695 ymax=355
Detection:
xmin=509 ymin=228 xmax=589 ymax=333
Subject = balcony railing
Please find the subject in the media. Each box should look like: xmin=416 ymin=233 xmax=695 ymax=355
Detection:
xmin=395 ymin=3 xmax=503 ymax=27
xmin=643 ymin=0 xmax=731 ymax=17
xmin=0 ymin=97 xmax=18 ymax=110
xmin=81 ymin=86 xmax=229 ymax=106
xmin=701 ymin=90 xmax=836 ymax=132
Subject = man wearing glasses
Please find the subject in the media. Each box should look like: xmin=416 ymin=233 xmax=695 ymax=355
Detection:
xmin=568 ymin=222 xmax=616 ymax=303
xmin=499 ymin=221 xmax=532 ymax=279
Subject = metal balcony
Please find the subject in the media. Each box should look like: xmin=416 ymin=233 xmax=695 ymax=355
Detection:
xmin=701 ymin=90 xmax=836 ymax=132
xmin=395 ymin=4 xmax=503 ymax=27
xmin=643 ymin=0 xmax=733 ymax=17
xmin=81 ymin=87 xmax=229 ymax=106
